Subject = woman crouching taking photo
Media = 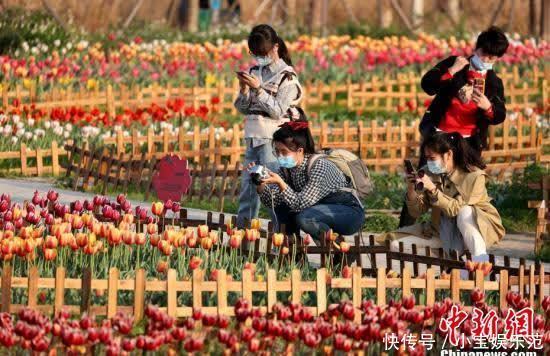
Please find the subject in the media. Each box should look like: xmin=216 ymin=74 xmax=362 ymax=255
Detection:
xmin=249 ymin=120 xmax=365 ymax=245
xmin=383 ymin=131 xmax=505 ymax=262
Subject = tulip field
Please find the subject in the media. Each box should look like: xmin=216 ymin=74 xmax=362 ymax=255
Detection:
xmin=0 ymin=189 xmax=549 ymax=354
xmin=0 ymin=9 xmax=549 ymax=352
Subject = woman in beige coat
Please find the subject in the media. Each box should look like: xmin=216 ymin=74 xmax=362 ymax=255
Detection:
xmin=380 ymin=131 xmax=505 ymax=262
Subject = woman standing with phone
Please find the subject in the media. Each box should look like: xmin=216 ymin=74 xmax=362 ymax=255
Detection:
xmin=234 ymin=24 xmax=303 ymax=229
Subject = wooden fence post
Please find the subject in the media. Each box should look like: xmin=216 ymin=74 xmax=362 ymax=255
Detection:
xmin=107 ymin=267 xmax=119 ymax=318
xmin=401 ymin=267 xmax=411 ymax=297
xmin=1 ymin=263 xmax=12 ymax=313
xmin=316 ymin=268 xmax=327 ymax=315
xmin=54 ymin=267 xmax=66 ymax=314
xmin=134 ymin=268 xmax=146 ymax=322
xmin=216 ymin=269 xmax=228 ymax=315
xmin=52 ymin=141 xmax=60 ymax=176
xmin=80 ymin=268 xmax=92 ymax=315
xmin=376 ymin=267 xmax=386 ymax=306
xmin=529 ymin=265 xmax=535 ymax=308
xmin=36 ymin=147 xmax=43 ymax=176
xmin=426 ymin=268 xmax=435 ymax=306
xmin=242 ymin=269 xmax=253 ymax=303
xmin=20 ymin=143 xmax=28 ymax=175
xmin=167 ymin=269 xmax=177 ymax=318
xmin=539 ymin=265 xmax=545 ymax=309
xmin=499 ymin=269 xmax=509 ymax=309
xmin=352 ymin=266 xmax=362 ymax=323
xmin=450 ymin=269 xmax=461 ymax=303
xmin=291 ymin=269 xmax=302 ymax=304
xmin=27 ymin=265 xmax=39 ymax=309
xmin=267 ymin=269 xmax=277 ymax=313
xmin=192 ymin=269 xmax=203 ymax=310
xmin=116 ymin=130 xmax=124 ymax=156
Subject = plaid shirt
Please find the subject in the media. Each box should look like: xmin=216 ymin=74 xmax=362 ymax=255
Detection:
xmin=260 ymin=155 xmax=350 ymax=212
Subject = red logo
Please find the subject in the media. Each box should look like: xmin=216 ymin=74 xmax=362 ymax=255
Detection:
xmin=152 ymin=155 xmax=192 ymax=202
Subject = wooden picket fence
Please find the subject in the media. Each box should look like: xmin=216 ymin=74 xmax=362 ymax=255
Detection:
xmin=0 ymin=115 xmax=546 ymax=178
xmin=1 ymin=264 xmax=548 ymax=321
xmin=1 ymin=66 xmax=548 ymax=115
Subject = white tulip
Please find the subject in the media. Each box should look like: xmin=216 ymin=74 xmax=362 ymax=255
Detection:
xmin=11 ymin=137 xmax=18 ymax=145
xmin=12 ymin=115 xmax=20 ymax=124
xmin=27 ymin=118 xmax=35 ymax=127
xmin=64 ymin=131 xmax=70 ymax=139
xmin=44 ymin=121 xmax=51 ymax=129
xmin=524 ymin=107 xmax=533 ymax=117
xmin=183 ymin=121 xmax=190 ymax=129
xmin=16 ymin=129 xmax=24 ymax=137
xmin=24 ymin=132 xmax=33 ymax=140
xmin=54 ymin=39 xmax=61 ymax=47
xmin=65 ymin=123 xmax=72 ymax=131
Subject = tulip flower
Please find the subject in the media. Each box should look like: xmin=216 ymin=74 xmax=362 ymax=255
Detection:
xmin=197 ymin=225 xmax=209 ymax=239
xmin=151 ymin=202 xmax=164 ymax=216
xmin=272 ymin=233 xmax=284 ymax=247
xmin=189 ymin=256 xmax=202 ymax=270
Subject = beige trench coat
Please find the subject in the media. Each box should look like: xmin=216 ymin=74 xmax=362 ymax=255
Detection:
xmin=377 ymin=167 xmax=505 ymax=248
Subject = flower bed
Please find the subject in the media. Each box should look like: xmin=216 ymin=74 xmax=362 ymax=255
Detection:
xmin=0 ymin=33 xmax=547 ymax=89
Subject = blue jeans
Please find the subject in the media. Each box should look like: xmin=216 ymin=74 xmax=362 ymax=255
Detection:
xmin=274 ymin=191 xmax=365 ymax=242
xmin=236 ymin=139 xmax=279 ymax=228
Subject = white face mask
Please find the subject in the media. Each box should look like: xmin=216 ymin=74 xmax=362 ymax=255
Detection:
xmin=471 ymin=54 xmax=493 ymax=72
xmin=253 ymin=55 xmax=273 ymax=67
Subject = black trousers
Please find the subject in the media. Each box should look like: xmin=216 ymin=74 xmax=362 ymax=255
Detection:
xmin=398 ymin=135 xmax=483 ymax=228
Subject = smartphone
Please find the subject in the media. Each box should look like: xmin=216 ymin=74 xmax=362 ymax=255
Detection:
xmin=235 ymin=71 xmax=247 ymax=77
xmin=404 ymin=160 xmax=416 ymax=175
xmin=473 ymin=78 xmax=485 ymax=93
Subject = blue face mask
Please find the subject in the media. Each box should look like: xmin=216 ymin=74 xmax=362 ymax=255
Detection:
xmin=471 ymin=54 xmax=493 ymax=71
xmin=427 ymin=159 xmax=446 ymax=175
xmin=253 ymin=55 xmax=273 ymax=67
xmin=277 ymin=155 xmax=297 ymax=169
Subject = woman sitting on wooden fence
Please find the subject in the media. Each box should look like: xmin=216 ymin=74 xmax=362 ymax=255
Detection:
xmin=379 ymin=131 xmax=505 ymax=262
xmin=248 ymin=120 xmax=365 ymax=249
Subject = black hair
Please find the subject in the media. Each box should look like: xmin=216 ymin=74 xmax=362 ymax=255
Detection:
xmin=248 ymin=24 xmax=292 ymax=66
xmin=475 ymin=26 xmax=509 ymax=57
xmin=272 ymin=120 xmax=315 ymax=154
xmin=421 ymin=132 xmax=486 ymax=172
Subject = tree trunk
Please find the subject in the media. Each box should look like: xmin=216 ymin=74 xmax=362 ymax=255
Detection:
xmin=411 ymin=0 xmax=423 ymax=29
xmin=378 ymin=0 xmax=393 ymax=28
xmin=447 ymin=0 xmax=459 ymax=24
xmin=310 ymin=0 xmax=322 ymax=33
xmin=286 ymin=0 xmax=297 ymax=26
xmin=542 ymin=0 xmax=550 ymax=41
xmin=186 ymin=0 xmax=199 ymax=32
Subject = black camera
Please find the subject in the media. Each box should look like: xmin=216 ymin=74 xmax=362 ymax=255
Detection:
xmin=249 ymin=165 xmax=270 ymax=185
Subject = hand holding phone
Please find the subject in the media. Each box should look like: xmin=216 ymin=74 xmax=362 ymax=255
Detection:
xmin=404 ymin=159 xmax=425 ymax=191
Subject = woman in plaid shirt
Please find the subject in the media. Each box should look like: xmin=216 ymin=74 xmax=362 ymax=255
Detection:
xmin=251 ymin=121 xmax=365 ymax=243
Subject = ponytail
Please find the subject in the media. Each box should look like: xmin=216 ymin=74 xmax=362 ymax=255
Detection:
xmin=422 ymin=132 xmax=486 ymax=172
xmin=248 ymin=24 xmax=292 ymax=66
xmin=273 ymin=119 xmax=315 ymax=154
xmin=276 ymin=37 xmax=292 ymax=66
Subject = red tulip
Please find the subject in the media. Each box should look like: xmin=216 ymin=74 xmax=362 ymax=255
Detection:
xmin=120 ymin=338 xmax=135 ymax=352
xmin=304 ymin=333 xmax=321 ymax=348
xmin=248 ymin=338 xmax=260 ymax=352
xmin=189 ymin=256 xmax=202 ymax=270
xmin=402 ymin=294 xmax=415 ymax=310
xmin=46 ymin=190 xmax=58 ymax=202
xmin=471 ymin=288 xmax=484 ymax=303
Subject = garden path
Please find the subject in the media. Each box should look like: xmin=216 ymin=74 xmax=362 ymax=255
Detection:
xmin=0 ymin=178 xmax=540 ymax=270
